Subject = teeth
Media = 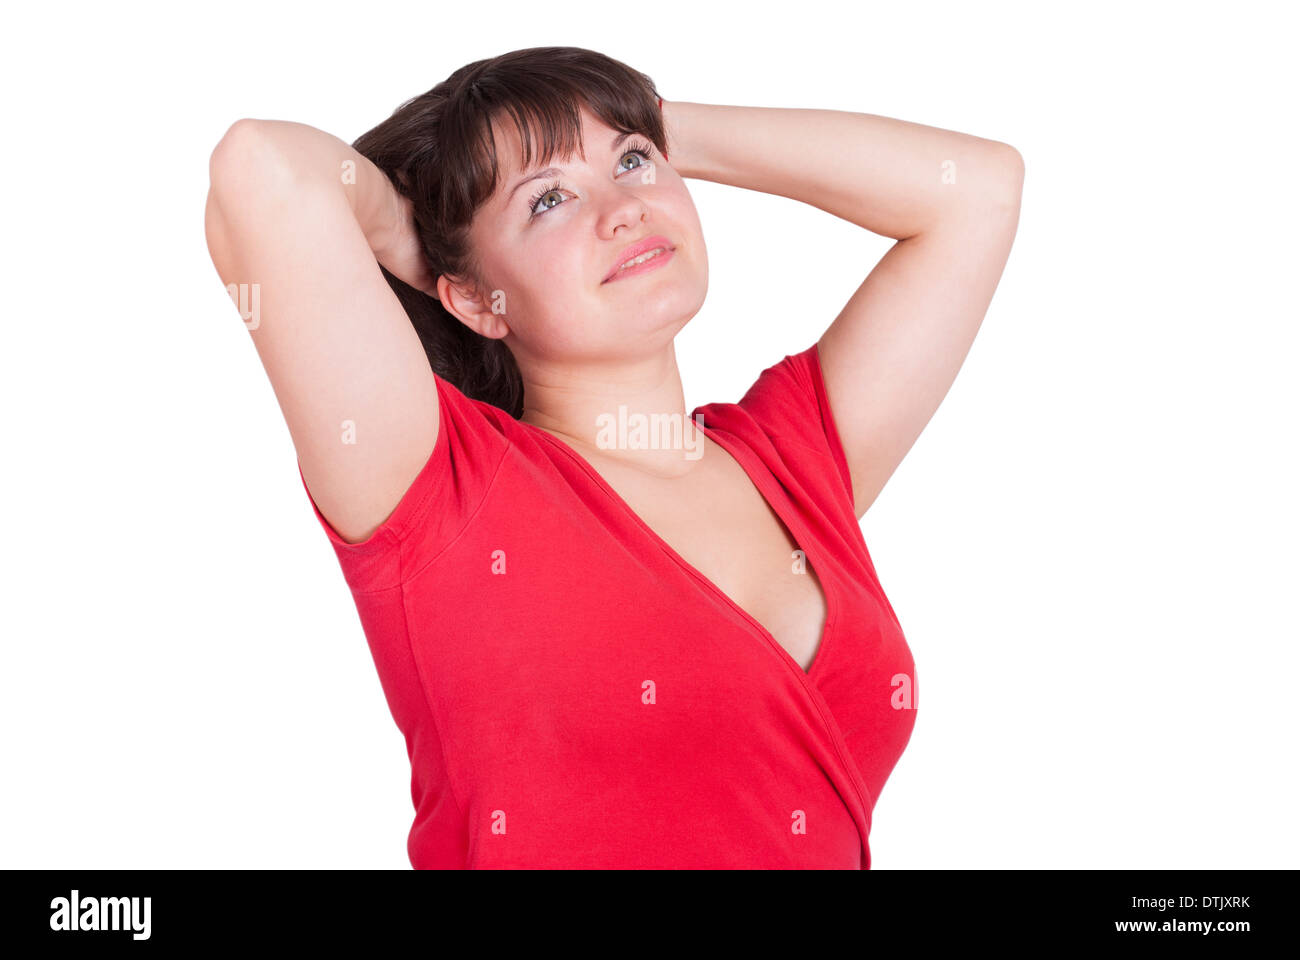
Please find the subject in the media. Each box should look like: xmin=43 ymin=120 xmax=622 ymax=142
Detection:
xmin=618 ymin=247 xmax=665 ymax=271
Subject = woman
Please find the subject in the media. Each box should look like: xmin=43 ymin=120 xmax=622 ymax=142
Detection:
xmin=204 ymin=46 xmax=1023 ymax=869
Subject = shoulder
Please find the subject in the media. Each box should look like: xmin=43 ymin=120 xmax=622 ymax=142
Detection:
xmin=693 ymin=344 xmax=852 ymax=494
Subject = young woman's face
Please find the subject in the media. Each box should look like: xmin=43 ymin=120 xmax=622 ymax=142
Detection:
xmin=459 ymin=104 xmax=708 ymax=364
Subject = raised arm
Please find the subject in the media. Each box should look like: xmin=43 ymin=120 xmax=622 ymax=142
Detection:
xmin=662 ymin=101 xmax=1024 ymax=518
xmin=204 ymin=119 xmax=441 ymax=544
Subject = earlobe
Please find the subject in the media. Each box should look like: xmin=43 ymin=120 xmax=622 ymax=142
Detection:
xmin=437 ymin=273 xmax=512 ymax=340
xmin=442 ymin=288 xmax=511 ymax=341
xmin=466 ymin=309 xmax=511 ymax=340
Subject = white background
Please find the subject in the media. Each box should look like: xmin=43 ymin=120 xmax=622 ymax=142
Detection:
xmin=2 ymin=0 xmax=1296 ymax=868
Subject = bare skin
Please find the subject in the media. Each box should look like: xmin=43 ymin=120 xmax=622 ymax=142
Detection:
xmin=204 ymin=99 xmax=1023 ymax=673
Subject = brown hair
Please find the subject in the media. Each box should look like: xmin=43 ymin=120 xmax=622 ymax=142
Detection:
xmin=351 ymin=46 xmax=669 ymax=419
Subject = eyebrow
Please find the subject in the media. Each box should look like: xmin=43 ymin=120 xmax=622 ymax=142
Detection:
xmin=505 ymin=130 xmax=638 ymax=206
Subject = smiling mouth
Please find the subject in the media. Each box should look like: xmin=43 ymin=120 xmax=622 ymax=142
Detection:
xmin=617 ymin=247 xmax=667 ymax=269
xmin=602 ymin=245 xmax=676 ymax=284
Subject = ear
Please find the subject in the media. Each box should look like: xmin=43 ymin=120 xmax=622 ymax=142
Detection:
xmin=437 ymin=274 xmax=510 ymax=340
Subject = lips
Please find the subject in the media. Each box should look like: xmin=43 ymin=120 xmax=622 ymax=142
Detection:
xmin=603 ymin=235 xmax=675 ymax=283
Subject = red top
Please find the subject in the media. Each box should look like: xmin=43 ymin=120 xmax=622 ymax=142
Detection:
xmin=298 ymin=342 xmax=917 ymax=868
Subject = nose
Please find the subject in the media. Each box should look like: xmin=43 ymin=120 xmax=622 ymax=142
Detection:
xmin=595 ymin=183 xmax=651 ymax=237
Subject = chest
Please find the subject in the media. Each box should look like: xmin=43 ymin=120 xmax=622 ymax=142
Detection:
xmin=595 ymin=448 xmax=830 ymax=673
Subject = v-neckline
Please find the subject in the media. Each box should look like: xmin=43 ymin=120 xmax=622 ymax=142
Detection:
xmin=526 ymin=416 xmax=840 ymax=681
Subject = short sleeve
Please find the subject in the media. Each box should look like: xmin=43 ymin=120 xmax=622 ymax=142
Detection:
xmin=731 ymin=341 xmax=856 ymax=504
xmin=297 ymin=371 xmax=512 ymax=592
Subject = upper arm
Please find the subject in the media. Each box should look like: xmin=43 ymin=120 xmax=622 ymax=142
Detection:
xmin=205 ymin=120 xmax=440 ymax=544
xmin=817 ymin=145 xmax=1024 ymax=518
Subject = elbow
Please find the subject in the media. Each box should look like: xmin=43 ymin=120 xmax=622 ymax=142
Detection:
xmin=977 ymin=142 xmax=1024 ymax=217
xmin=994 ymin=142 xmax=1025 ymax=197
xmin=209 ymin=119 xmax=262 ymax=185
xmin=205 ymin=119 xmax=301 ymax=217
xmin=996 ymin=141 xmax=1024 ymax=171
xmin=207 ymin=119 xmax=294 ymax=206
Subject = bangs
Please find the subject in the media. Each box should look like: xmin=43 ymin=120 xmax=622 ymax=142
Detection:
xmin=442 ymin=61 xmax=667 ymax=215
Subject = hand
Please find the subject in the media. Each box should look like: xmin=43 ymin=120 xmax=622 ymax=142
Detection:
xmin=371 ymin=189 xmax=440 ymax=298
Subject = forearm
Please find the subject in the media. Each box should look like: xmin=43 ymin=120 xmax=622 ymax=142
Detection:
xmin=212 ymin=118 xmax=399 ymax=251
xmin=662 ymin=100 xmax=1021 ymax=240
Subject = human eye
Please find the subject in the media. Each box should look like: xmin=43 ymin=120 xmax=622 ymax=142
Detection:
xmin=526 ymin=140 xmax=656 ymax=221
xmin=617 ymin=139 xmax=655 ymax=174
xmin=527 ymin=179 xmax=567 ymax=220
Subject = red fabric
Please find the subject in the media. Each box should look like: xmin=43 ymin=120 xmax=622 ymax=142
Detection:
xmin=298 ymin=343 xmax=917 ymax=868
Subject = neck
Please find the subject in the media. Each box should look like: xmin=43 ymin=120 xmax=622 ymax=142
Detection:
xmin=516 ymin=343 xmax=707 ymax=474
